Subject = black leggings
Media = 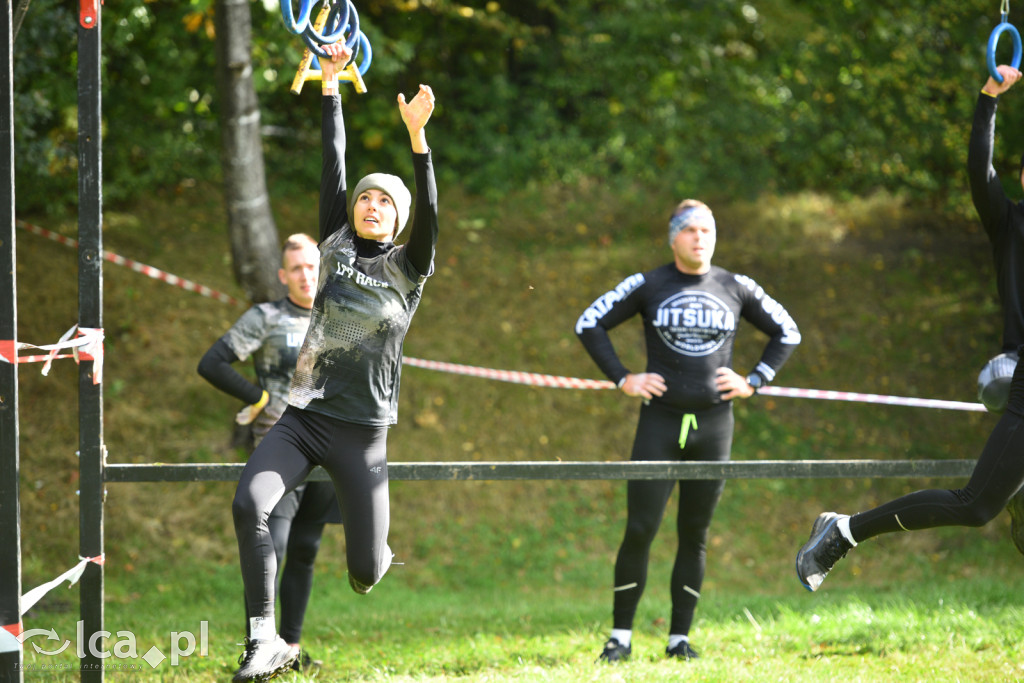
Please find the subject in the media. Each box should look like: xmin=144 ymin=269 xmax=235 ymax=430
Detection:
xmin=612 ymin=401 xmax=734 ymax=636
xmin=275 ymin=516 xmax=326 ymax=644
xmin=246 ymin=479 xmax=337 ymax=644
xmin=850 ymin=359 xmax=1024 ymax=541
xmin=233 ymin=406 xmax=392 ymax=621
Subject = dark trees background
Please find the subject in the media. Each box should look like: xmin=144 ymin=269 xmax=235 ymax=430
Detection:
xmin=13 ymin=0 xmax=1024 ymax=221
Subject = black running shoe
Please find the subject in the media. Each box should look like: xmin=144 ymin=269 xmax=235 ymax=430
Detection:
xmin=666 ymin=640 xmax=699 ymax=660
xmin=232 ymin=636 xmax=298 ymax=683
xmin=795 ymin=512 xmax=853 ymax=592
xmin=1007 ymin=488 xmax=1024 ymax=556
xmin=597 ymin=637 xmax=631 ymax=663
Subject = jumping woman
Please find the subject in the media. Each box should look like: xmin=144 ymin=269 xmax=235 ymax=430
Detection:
xmin=230 ymin=41 xmax=437 ymax=682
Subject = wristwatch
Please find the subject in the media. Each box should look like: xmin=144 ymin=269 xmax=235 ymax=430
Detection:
xmin=745 ymin=373 xmax=763 ymax=394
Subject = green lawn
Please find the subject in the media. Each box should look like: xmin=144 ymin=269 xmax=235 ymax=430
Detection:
xmin=16 ymin=510 xmax=1024 ymax=682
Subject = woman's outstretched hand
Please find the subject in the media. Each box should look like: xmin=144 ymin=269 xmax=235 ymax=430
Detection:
xmin=398 ymin=84 xmax=435 ymax=153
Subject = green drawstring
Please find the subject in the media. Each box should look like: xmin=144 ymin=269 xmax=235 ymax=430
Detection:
xmin=679 ymin=414 xmax=698 ymax=449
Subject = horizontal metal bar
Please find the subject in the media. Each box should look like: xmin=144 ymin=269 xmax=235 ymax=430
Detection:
xmin=103 ymin=459 xmax=978 ymax=483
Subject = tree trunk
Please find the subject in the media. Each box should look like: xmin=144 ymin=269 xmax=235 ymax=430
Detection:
xmin=214 ymin=0 xmax=284 ymax=304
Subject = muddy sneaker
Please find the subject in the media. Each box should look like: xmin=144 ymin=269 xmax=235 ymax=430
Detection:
xmin=597 ymin=637 xmax=631 ymax=663
xmin=232 ymin=636 xmax=297 ymax=682
xmin=666 ymin=640 xmax=699 ymax=660
xmin=1008 ymin=489 xmax=1024 ymax=556
xmin=795 ymin=512 xmax=853 ymax=592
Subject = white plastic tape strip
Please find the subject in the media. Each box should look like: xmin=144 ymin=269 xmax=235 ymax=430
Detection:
xmin=20 ymin=556 xmax=104 ymax=618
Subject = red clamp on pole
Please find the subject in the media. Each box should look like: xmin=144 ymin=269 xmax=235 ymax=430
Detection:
xmin=79 ymin=0 xmax=99 ymax=29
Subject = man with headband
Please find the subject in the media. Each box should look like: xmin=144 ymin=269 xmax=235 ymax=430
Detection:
xmin=576 ymin=198 xmax=801 ymax=663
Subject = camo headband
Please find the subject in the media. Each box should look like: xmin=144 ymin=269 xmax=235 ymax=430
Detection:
xmin=668 ymin=206 xmax=715 ymax=246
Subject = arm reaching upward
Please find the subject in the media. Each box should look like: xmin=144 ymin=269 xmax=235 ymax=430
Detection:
xmin=398 ymin=84 xmax=435 ymax=154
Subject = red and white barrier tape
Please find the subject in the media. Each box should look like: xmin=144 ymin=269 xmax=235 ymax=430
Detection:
xmin=16 ymin=219 xmax=988 ymax=412
xmin=19 ymin=555 xmax=105 ymax=620
xmin=0 ymin=625 xmax=19 ymax=653
xmin=17 ymin=220 xmax=243 ymax=307
xmin=758 ymin=385 xmax=986 ymax=413
xmin=401 ymin=356 xmax=617 ymax=390
xmin=402 ymin=357 xmax=987 ymax=412
xmin=1 ymin=555 xmax=106 ymax=652
xmin=0 ymin=325 xmax=104 ymax=384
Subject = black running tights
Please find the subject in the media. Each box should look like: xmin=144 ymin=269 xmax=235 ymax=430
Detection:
xmin=233 ymin=406 xmax=392 ymax=622
xmin=612 ymin=402 xmax=733 ymax=636
xmin=850 ymin=410 xmax=1024 ymax=541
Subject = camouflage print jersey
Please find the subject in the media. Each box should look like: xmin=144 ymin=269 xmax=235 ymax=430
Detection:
xmin=287 ymin=225 xmax=428 ymax=426
xmin=222 ymin=298 xmax=311 ymax=442
xmin=289 ymin=94 xmax=438 ymax=427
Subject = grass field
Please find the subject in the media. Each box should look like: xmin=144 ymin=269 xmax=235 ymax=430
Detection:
xmin=11 ymin=182 xmax=1024 ymax=680
xmin=16 ymin=512 xmax=1024 ymax=681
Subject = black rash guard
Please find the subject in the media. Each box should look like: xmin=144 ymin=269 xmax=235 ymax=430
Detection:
xmin=968 ymin=91 xmax=1024 ymax=352
xmin=576 ymin=263 xmax=800 ymax=411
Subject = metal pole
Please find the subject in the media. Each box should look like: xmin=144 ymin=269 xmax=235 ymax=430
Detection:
xmin=0 ymin=0 xmax=23 ymax=680
xmin=102 ymin=458 xmax=981 ymax=483
xmin=77 ymin=1 xmax=103 ymax=681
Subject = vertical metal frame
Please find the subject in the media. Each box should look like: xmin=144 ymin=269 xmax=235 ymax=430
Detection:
xmin=0 ymin=0 xmax=22 ymax=680
xmin=77 ymin=1 xmax=104 ymax=681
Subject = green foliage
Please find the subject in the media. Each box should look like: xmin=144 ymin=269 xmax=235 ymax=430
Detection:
xmin=16 ymin=0 xmax=1024 ymax=217
xmin=13 ymin=1 xmax=79 ymax=213
xmin=14 ymin=0 xmax=221 ymax=212
xmin=753 ymin=1 xmax=995 ymax=211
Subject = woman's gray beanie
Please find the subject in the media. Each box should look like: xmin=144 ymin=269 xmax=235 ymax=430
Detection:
xmin=351 ymin=173 xmax=412 ymax=238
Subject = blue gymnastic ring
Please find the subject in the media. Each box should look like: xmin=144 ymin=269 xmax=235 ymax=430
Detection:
xmin=304 ymin=0 xmax=351 ymax=46
xmin=302 ymin=31 xmax=331 ymax=59
xmin=987 ymin=21 xmax=1022 ymax=83
xmin=303 ymin=0 xmax=361 ymax=58
xmin=341 ymin=1 xmax=360 ymax=51
xmin=355 ymin=31 xmax=372 ymax=75
xmin=280 ymin=0 xmax=314 ymax=35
